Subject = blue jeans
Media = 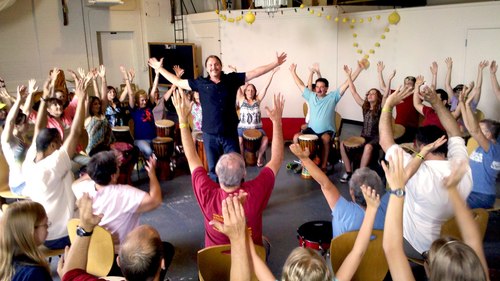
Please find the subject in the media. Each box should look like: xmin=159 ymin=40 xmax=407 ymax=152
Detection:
xmin=44 ymin=235 xmax=71 ymax=250
xmin=135 ymin=139 xmax=153 ymax=159
xmin=203 ymin=132 xmax=240 ymax=181
xmin=467 ymin=191 xmax=496 ymax=209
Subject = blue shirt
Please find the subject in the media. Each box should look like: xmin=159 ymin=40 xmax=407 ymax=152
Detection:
xmin=189 ymin=72 xmax=245 ymax=135
xmin=303 ymin=87 xmax=341 ymax=133
xmin=469 ymin=141 xmax=500 ymax=195
xmin=331 ymin=192 xmax=389 ymax=238
xmin=131 ymin=106 xmax=156 ymax=140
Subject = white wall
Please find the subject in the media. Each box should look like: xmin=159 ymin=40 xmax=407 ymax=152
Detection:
xmin=185 ymin=1 xmax=500 ymax=121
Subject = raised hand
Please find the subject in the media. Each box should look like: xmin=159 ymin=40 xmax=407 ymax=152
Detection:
xmin=377 ymin=61 xmax=385 ymax=73
xmin=209 ymin=195 xmax=247 ymax=242
xmin=128 ymin=68 xmax=135 ymax=82
xmin=490 ymin=60 xmax=498 ymax=74
xmin=173 ymin=65 xmax=184 ymax=78
xmin=385 ymin=85 xmax=413 ymax=107
xmin=381 ymin=147 xmax=406 ymax=190
xmin=310 ymin=63 xmax=320 ymax=73
xmin=430 ymin=61 xmax=438 ymax=75
xmin=388 ymin=69 xmax=396 ymax=80
xmin=98 ymin=65 xmax=106 ymax=78
xmin=148 ymin=57 xmax=162 ymax=70
xmin=76 ymin=192 xmax=103 ymax=231
xmin=276 ymin=51 xmax=287 ymax=66
xmin=50 ymin=67 xmax=61 ymax=82
xmin=171 ymin=90 xmax=193 ymax=121
xmin=422 ymin=86 xmax=439 ymax=105
xmin=28 ymin=79 xmax=38 ymax=94
xmin=445 ymin=57 xmax=453 ymax=69
xmin=415 ymin=75 xmax=425 ymax=86
xmin=361 ymin=185 xmax=381 ymax=209
xmin=289 ymin=143 xmax=310 ymax=160
xmin=265 ymin=93 xmax=284 ymax=123
xmin=343 ymin=65 xmax=352 ymax=76
xmin=77 ymin=67 xmax=86 ymax=79
xmin=16 ymin=85 xmax=27 ymax=100
xmin=145 ymin=155 xmax=157 ymax=177
xmin=289 ymin=63 xmax=297 ymax=73
xmin=420 ymin=135 xmax=447 ymax=156
xmin=478 ymin=60 xmax=489 ymax=71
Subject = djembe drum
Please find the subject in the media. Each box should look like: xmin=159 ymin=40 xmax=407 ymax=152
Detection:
xmin=152 ymin=137 xmax=174 ymax=181
xmin=194 ymin=132 xmax=209 ymax=170
xmin=298 ymin=134 xmax=319 ymax=179
xmin=242 ymin=129 xmax=262 ymax=166
xmin=343 ymin=136 xmax=366 ymax=171
xmin=155 ymin=119 xmax=175 ymax=138
xmin=110 ymin=142 xmax=135 ymax=185
xmin=297 ymin=221 xmax=333 ymax=256
xmin=111 ymin=126 xmax=134 ymax=144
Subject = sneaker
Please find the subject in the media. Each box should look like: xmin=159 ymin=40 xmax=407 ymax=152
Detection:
xmin=339 ymin=172 xmax=351 ymax=183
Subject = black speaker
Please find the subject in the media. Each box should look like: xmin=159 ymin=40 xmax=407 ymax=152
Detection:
xmin=148 ymin=42 xmax=197 ymax=87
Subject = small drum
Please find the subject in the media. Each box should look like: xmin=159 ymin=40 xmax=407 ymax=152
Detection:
xmin=155 ymin=119 xmax=175 ymax=138
xmin=297 ymin=221 xmax=333 ymax=255
xmin=152 ymin=137 xmax=174 ymax=181
xmin=298 ymin=134 xmax=319 ymax=179
xmin=110 ymin=142 xmax=136 ymax=185
xmin=112 ymin=126 xmax=133 ymax=144
xmin=243 ymin=129 xmax=263 ymax=166
xmin=343 ymin=136 xmax=366 ymax=172
xmin=195 ymin=132 xmax=209 ymax=171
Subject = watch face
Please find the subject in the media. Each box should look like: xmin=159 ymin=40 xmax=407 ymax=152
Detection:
xmin=396 ymin=189 xmax=404 ymax=197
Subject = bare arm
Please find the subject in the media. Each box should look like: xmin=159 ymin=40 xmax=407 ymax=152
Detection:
xmin=307 ymin=63 xmax=321 ymax=91
xmin=343 ymin=65 xmax=364 ymax=107
xmin=377 ymin=61 xmax=387 ymax=93
xmin=21 ymin=79 xmax=37 ymax=116
xmin=264 ymin=93 xmax=285 ymax=176
xmin=430 ymin=61 xmax=438 ymax=89
xmin=423 ymin=86 xmax=461 ymax=137
xmin=136 ymin=157 xmax=162 ymax=213
xmin=379 ymin=86 xmax=413 ymax=152
xmin=470 ymin=60 xmax=488 ymax=105
xmin=172 ymin=91 xmax=202 ymax=172
xmin=123 ymin=66 xmax=135 ymax=108
xmin=336 ymin=186 xmax=380 ymax=281
xmin=256 ymin=67 xmax=279 ymax=103
xmin=443 ymin=161 xmax=490 ymax=281
xmin=290 ymin=144 xmax=340 ymax=209
xmin=161 ymin=65 xmax=185 ymax=103
xmin=2 ymin=86 xmax=26 ymax=144
xmin=91 ymin=68 xmax=99 ymax=98
xmin=381 ymin=148 xmax=416 ymax=281
xmin=459 ymin=87 xmax=490 ymax=151
xmin=289 ymin=63 xmax=306 ymax=93
xmin=444 ymin=57 xmax=454 ymax=99
xmin=98 ymin=65 xmax=108 ymax=112
xmin=404 ymin=136 xmax=447 ymax=181
xmin=490 ymin=60 xmax=500 ymax=101
xmin=382 ymin=70 xmax=396 ymax=107
xmin=148 ymin=57 xmax=191 ymax=90
xmin=413 ymin=75 xmax=425 ymax=115
xmin=150 ymin=68 xmax=161 ymax=102
xmin=245 ymin=52 xmax=286 ymax=82
xmin=34 ymin=75 xmax=54 ymax=140
xmin=339 ymin=61 xmax=364 ymax=95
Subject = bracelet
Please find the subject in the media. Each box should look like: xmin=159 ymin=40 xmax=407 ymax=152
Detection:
xmin=415 ymin=153 xmax=424 ymax=160
xmin=382 ymin=107 xmax=392 ymax=113
xmin=179 ymin=123 xmax=189 ymax=129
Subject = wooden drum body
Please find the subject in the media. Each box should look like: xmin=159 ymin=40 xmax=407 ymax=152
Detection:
xmin=110 ymin=142 xmax=135 ymax=185
xmin=243 ymin=129 xmax=262 ymax=166
xmin=343 ymin=136 xmax=366 ymax=171
xmin=195 ymin=133 xmax=209 ymax=171
xmin=298 ymin=134 xmax=319 ymax=179
xmin=152 ymin=137 xmax=174 ymax=181
xmin=155 ymin=119 xmax=175 ymax=138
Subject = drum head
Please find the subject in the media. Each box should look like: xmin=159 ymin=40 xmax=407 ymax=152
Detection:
xmin=112 ymin=126 xmax=130 ymax=132
xmin=243 ymin=129 xmax=262 ymax=140
xmin=298 ymin=134 xmax=319 ymax=141
xmin=153 ymin=137 xmax=173 ymax=144
xmin=155 ymin=119 xmax=175 ymax=128
xmin=344 ymin=136 xmax=365 ymax=147
xmin=297 ymin=221 xmax=333 ymax=245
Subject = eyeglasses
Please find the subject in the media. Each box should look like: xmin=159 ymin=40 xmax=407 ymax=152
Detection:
xmin=35 ymin=221 xmax=52 ymax=229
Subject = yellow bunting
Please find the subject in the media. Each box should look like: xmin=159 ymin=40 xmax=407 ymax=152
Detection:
xmin=353 ymin=43 xmax=358 ymax=47
xmin=368 ymin=17 xmax=372 ymax=22
xmin=335 ymin=17 xmax=339 ymax=22
xmin=342 ymin=17 xmax=348 ymax=23
xmin=360 ymin=58 xmax=370 ymax=68
xmin=215 ymin=9 xmax=219 ymax=14
xmin=357 ymin=49 xmax=362 ymax=54
xmin=228 ymin=18 xmax=234 ymax=22
xmin=244 ymin=11 xmax=255 ymax=24
xmin=388 ymin=11 xmax=400 ymax=25
xmin=369 ymin=49 xmax=375 ymax=54
xmin=385 ymin=27 xmax=390 ymax=32
xmin=351 ymin=18 xmax=356 ymax=23
xmin=375 ymin=42 xmax=380 ymax=47
xmin=300 ymin=4 xmax=305 ymax=8
xmin=350 ymin=25 xmax=354 ymax=29
xmin=364 ymin=54 xmax=370 ymax=59
xmin=353 ymin=33 xmax=357 ymax=38
xmin=359 ymin=18 xmax=364 ymax=23
xmin=236 ymin=15 xmax=242 ymax=21
xmin=376 ymin=15 xmax=381 ymax=20
xmin=381 ymin=34 xmax=386 ymax=39
xmin=326 ymin=15 xmax=331 ymax=20
xmin=317 ymin=12 xmax=322 ymax=17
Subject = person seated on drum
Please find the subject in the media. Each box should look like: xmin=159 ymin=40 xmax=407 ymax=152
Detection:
xmin=172 ymin=90 xmax=285 ymax=249
xmin=290 ymin=144 xmax=389 ymax=238
xmin=289 ymin=61 xmax=364 ymax=172
xmin=379 ymin=85 xmax=472 ymax=260
xmin=85 ymin=65 xmax=113 ymax=156
xmin=126 ymin=69 xmax=156 ymax=159
xmin=237 ymin=67 xmax=279 ymax=167
xmin=339 ymin=65 xmax=388 ymax=183
xmin=22 ymin=71 xmax=90 ymax=250
xmin=458 ymin=88 xmax=500 ymax=209
xmin=71 ymin=151 xmax=174 ymax=276
xmin=213 ymin=183 xmax=382 ymax=281
xmin=148 ymin=52 xmax=287 ymax=181
xmin=413 ymin=75 xmax=449 ymax=131
xmin=293 ymin=63 xmax=321 ymax=144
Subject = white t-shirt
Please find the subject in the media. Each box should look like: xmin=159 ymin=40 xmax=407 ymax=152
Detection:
xmin=72 ymin=179 xmax=146 ymax=252
xmin=22 ymin=145 xmax=75 ymax=240
xmin=386 ymin=136 xmax=472 ymax=253
xmin=1 ymin=137 xmax=25 ymax=191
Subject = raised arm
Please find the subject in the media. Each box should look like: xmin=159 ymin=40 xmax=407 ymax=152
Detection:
xmin=377 ymin=61 xmax=387 ymax=93
xmin=21 ymin=79 xmax=37 ymax=116
xmin=343 ymin=65 xmax=364 ymax=107
xmin=289 ymin=144 xmax=340 ymax=209
xmin=62 ymin=73 xmax=91 ymax=158
xmin=339 ymin=60 xmax=364 ymax=95
xmin=490 ymin=60 xmax=500 ymax=101
xmin=413 ymin=75 xmax=425 ymax=115
xmin=264 ymin=93 xmax=284 ymax=175
xmin=97 ymin=65 xmax=108 ymax=111
xmin=289 ymin=63 xmax=306 ymax=93
xmin=404 ymin=135 xmax=447 ymax=181
xmin=0 ymin=88 xmax=13 ymax=110
xmin=381 ymin=148 xmax=416 ymax=281
xmin=444 ymin=57 xmax=454 ymax=99
xmin=2 ymin=85 xmax=26 ymax=144
xmin=160 ymin=65 xmax=184 ymax=104
xmin=256 ymin=67 xmax=279 ymax=103
xmin=423 ymin=86 xmax=461 ymax=137
xmin=136 ymin=156 xmax=162 ymax=213
xmin=336 ymin=186 xmax=381 ymax=281
xmin=90 ymin=68 xmax=99 ymax=98
xmin=148 ymin=57 xmax=191 ymax=90
xmin=430 ymin=61 xmax=438 ymax=89
xmin=382 ymin=69 xmax=396 ymax=107
xmin=245 ymin=51 xmax=286 ymax=82
xmin=469 ymin=60 xmax=488 ymax=105
xmin=172 ymin=91 xmax=202 ymax=172
xmin=443 ymin=160 xmax=490 ymax=280
xmin=34 ymin=74 xmax=54 ymax=140
xmin=123 ymin=66 xmax=136 ymax=108
xmin=150 ymin=59 xmax=162 ymax=102
xmin=379 ymin=86 xmax=413 ymax=152
xmin=459 ymin=86 xmax=490 ymax=151
xmin=307 ymin=63 xmax=321 ymax=91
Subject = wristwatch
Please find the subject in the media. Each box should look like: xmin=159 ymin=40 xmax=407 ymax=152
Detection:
xmin=76 ymin=226 xmax=93 ymax=237
xmin=388 ymin=188 xmax=406 ymax=198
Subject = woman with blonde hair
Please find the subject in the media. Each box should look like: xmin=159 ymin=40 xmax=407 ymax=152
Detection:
xmin=0 ymin=201 xmax=52 ymax=281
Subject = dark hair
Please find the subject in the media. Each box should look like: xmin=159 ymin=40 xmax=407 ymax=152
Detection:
xmin=204 ymin=55 xmax=222 ymax=67
xmin=87 ymin=151 xmax=118 ymax=185
xmin=362 ymin=88 xmax=383 ymax=117
xmin=404 ymin=76 xmax=416 ymax=83
xmin=15 ymin=111 xmax=27 ymax=126
xmin=416 ymin=126 xmax=448 ymax=155
xmin=480 ymin=119 xmax=500 ymax=140
xmin=107 ymin=86 xmax=120 ymax=104
xmin=35 ymin=128 xmax=61 ymax=152
xmin=88 ymin=96 xmax=102 ymax=116
xmin=315 ymin=78 xmax=329 ymax=88
xmin=436 ymin=89 xmax=448 ymax=102
xmin=453 ymin=84 xmax=464 ymax=93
